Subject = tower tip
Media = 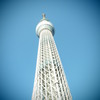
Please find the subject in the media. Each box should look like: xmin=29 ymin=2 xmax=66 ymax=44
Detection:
xmin=42 ymin=13 xmax=46 ymax=19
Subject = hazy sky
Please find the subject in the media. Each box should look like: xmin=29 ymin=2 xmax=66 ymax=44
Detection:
xmin=0 ymin=0 xmax=100 ymax=100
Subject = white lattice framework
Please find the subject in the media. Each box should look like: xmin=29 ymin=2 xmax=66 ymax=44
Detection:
xmin=32 ymin=14 xmax=72 ymax=100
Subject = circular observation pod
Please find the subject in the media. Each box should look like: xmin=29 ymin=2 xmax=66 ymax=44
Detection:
xmin=36 ymin=14 xmax=55 ymax=37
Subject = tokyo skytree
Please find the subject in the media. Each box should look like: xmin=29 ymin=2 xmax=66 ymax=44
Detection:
xmin=32 ymin=14 xmax=72 ymax=100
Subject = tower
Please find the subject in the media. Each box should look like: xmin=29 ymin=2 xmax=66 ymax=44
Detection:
xmin=32 ymin=14 xmax=72 ymax=100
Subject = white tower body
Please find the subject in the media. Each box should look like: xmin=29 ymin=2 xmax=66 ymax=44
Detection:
xmin=32 ymin=14 xmax=72 ymax=100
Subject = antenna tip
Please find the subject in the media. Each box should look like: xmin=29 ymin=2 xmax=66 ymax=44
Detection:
xmin=42 ymin=13 xmax=46 ymax=19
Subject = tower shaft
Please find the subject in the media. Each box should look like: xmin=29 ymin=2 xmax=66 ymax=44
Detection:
xmin=32 ymin=29 xmax=72 ymax=100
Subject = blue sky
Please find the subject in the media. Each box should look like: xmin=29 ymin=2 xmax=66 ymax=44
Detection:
xmin=0 ymin=0 xmax=100 ymax=100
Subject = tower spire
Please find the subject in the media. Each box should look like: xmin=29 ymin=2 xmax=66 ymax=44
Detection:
xmin=42 ymin=13 xmax=46 ymax=19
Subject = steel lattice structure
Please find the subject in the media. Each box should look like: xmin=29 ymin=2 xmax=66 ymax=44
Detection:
xmin=32 ymin=14 xmax=72 ymax=100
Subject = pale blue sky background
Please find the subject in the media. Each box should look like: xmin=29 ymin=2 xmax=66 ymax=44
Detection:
xmin=0 ymin=0 xmax=100 ymax=100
